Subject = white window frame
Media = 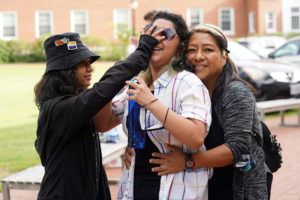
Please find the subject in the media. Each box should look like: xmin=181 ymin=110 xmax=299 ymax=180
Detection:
xmin=70 ymin=10 xmax=89 ymax=35
xmin=35 ymin=10 xmax=53 ymax=38
xmin=249 ymin=12 xmax=255 ymax=34
xmin=0 ymin=11 xmax=18 ymax=40
xmin=187 ymin=8 xmax=203 ymax=28
xmin=113 ymin=8 xmax=131 ymax=38
xmin=265 ymin=12 xmax=277 ymax=34
xmin=156 ymin=8 xmax=171 ymax=12
xmin=219 ymin=7 xmax=235 ymax=35
xmin=291 ymin=7 xmax=300 ymax=32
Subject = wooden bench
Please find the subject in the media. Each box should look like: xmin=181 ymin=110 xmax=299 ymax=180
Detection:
xmin=256 ymin=98 xmax=300 ymax=126
xmin=1 ymin=142 xmax=126 ymax=200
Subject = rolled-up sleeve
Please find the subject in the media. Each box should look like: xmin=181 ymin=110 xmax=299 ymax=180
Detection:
xmin=222 ymin=82 xmax=256 ymax=165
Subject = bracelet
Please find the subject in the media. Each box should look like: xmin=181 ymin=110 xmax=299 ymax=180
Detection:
xmin=163 ymin=107 xmax=169 ymax=127
xmin=185 ymin=153 xmax=195 ymax=172
xmin=142 ymin=98 xmax=158 ymax=108
xmin=192 ymin=154 xmax=196 ymax=171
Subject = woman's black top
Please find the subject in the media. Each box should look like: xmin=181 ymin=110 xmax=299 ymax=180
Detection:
xmin=205 ymin=111 xmax=233 ymax=200
xmin=134 ymin=134 xmax=161 ymax=200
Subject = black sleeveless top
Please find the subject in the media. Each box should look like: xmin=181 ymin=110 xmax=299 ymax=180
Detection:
xmin=134 ymin=133 xmax=161 ymax=199
xmin=205 ymin=110 xmax=234 ymax=200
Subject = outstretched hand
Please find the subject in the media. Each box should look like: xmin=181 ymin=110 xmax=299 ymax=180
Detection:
xmin=149 ymin=144 xmax=186 ymax=176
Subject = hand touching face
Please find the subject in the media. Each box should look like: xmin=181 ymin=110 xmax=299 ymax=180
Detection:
xmin=149 ymin=19 xmax=180 ymax=69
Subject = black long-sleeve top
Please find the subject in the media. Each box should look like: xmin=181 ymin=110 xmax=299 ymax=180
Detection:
xmin=35 ymin=35 xmax=158 ymax=200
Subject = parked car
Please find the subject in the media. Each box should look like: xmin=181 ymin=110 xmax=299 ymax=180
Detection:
xmin=228 ymin=39 xmax=300 ymax=101
xmin=268 ymin=36 xmax=300 ymax=67
xmin=238 ymin=36 xmax=287 ymax=58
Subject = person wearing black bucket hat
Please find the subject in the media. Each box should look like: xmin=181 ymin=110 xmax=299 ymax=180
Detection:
xmin=43 ymin=32 xmax=100 ymax=74
xmin=34 ymin=28 xmax=165 ymax=200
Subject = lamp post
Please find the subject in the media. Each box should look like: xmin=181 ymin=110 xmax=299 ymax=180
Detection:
xmin=130 ymin=0 xmax=138 ymax=36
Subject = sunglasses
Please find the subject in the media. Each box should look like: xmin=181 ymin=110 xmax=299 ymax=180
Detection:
xmin=143 ymin=23 xmax=177 ymax=40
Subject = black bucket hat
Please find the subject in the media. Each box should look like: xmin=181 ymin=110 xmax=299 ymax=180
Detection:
xmin=44 ymin=32 xmax=100 ymax=74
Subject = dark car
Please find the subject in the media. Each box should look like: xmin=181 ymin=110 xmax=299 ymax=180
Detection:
xmin=228 ymin=39 xmax=300 ymax=101
xmin=268 ymin=36 xmax=300 ymax=67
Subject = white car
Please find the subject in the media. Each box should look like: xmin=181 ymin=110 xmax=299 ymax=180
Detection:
xmin=229 ymin=39 xmax=300 ymax=101
xmin=268 ymin=36 xmax=300 ymax=67
xmin=238 ymin=36 xmax=287 ymax=58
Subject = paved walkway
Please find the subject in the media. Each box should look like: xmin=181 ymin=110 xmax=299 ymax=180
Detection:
xmin=1 ymin=115 xmax=299 ymax=200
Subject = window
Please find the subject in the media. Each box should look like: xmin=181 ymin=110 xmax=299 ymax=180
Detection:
xmin=113 ymin=9 xmax=131 ymax=38
xmin=187 ymin=8 xmax=203 ymax=28
xmin=35 ymin=11 xmax=53 ymax=38
xmin=219 ymin=8 xmax=234 ymax=35
xmin=71 ymin=10 xmax=89 ymax=35
xmin=266 ymin=12 xmax=276 ymax=33
xmin=249 ymin=12 xmax=255 ymax=34
xmin=0 ymin=11 xmax=17 ymax=40
xmin=291 ymin=7 xmax=300 ymax=32
xmin=156 ymin=8 xmax=171 ymax=12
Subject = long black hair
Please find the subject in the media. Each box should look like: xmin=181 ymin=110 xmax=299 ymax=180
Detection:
xmin=34 ymin=69 xmax=77 ymax=109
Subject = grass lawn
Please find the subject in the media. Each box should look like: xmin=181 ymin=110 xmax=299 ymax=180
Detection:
xmin=0 ymin=61 xmax=113 ymax=191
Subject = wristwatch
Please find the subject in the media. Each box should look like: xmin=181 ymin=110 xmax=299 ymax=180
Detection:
xmin=185 ymin=153 xmax=195 ymax=172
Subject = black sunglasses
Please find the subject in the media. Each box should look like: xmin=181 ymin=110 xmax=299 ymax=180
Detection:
xmin=143 ymin=23 xmax=177 ymax=40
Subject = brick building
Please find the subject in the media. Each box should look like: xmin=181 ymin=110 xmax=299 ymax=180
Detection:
xmin=0 ymin=0 xmax=288 ymax=42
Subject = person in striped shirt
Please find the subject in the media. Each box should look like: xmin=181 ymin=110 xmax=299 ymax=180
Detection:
xmin=95 ymin=11 xmax=212 ymax=200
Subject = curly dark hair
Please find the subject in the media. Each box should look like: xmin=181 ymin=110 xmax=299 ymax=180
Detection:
xmin=34 ymin=69 xmax=78 ymax=109
xmin=144 ymin=10 xmax=157 ymax=21
xmin=152 ymin=11 xmax=188 ymax=71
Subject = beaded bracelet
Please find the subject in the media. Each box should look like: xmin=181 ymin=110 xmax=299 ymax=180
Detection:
xmin=163 ymin=107 xmax=169 ymax=126
xmin=142 ymin=98 xmax=158 ymax=108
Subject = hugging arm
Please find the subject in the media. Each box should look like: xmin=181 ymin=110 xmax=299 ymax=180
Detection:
xmin=150 ymin=82 xmax=255 ymax=175
xmin=149 ymin=144 xmax=233 ymax=176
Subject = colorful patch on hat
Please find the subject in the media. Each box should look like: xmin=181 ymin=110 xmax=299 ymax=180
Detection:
xmin=55 ymin=37 xmax=68 ymax=46
xmin=67 ymin=41 xmax=77 ymax=50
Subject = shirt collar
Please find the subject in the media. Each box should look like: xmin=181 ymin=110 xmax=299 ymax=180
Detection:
xmin=154 ymin=67 xmax=175 ymax=88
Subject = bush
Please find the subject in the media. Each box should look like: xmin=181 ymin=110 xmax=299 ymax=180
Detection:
xmin=286 ymin=32 xmax=300 ymax=39
xmin=7 ymin=40 xmax=31 ymax=62
xmin=25 ymin=35 xmax=48 ymax=62
xmin=0 ymin=36 xmax=47 ymax=63
xmin=0 ymin=40 xmax=11 ymax=63
xmin=82 ymin=35 xmax=127 ymax=61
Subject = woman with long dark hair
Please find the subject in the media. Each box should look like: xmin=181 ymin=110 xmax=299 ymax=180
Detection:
xmin=34 ymin=30 xmax=163 ymax=200
xmin=149 ymin=24 xmax=269 ymax=200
